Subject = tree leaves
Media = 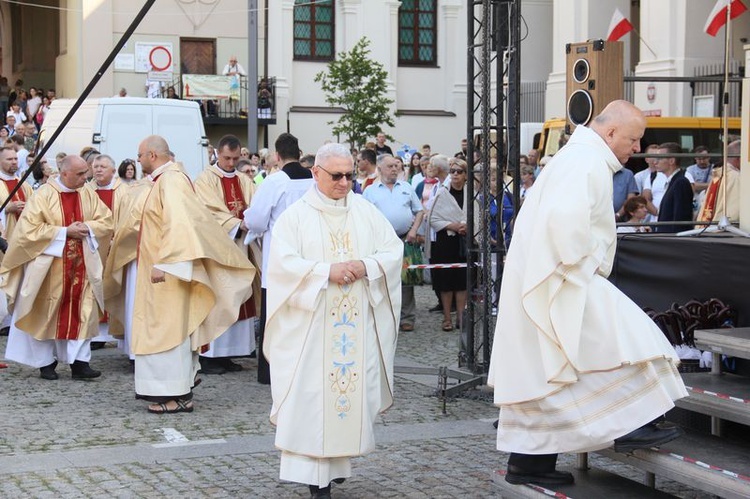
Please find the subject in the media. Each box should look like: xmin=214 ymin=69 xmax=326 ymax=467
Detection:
xmin=314 ymin=37 xmax=396 ymax=149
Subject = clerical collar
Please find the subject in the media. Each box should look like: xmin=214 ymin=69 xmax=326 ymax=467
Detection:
xmin=210 ymin=163 xmax=236 ymax=178
xmin=0 ymin=170 xmax=18 ymax=181
xmin=95 ymin=177 xmax=117 ymax=189
xmin=54 ymin=177 xmax=77 ymax=193
xmin=147 ymin=161 xmax=173 ymax=181
xmin=315 ymin=185 xmax=347 ymax=206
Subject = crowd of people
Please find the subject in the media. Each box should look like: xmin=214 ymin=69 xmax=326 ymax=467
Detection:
xmin=0 ymin=102 xmax=736 ymax=496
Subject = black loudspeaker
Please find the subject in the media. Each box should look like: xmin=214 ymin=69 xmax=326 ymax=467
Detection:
xmin=565 ymin=39 xmax=624 ymax=131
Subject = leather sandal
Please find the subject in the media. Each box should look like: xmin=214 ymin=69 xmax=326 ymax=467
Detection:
xmin=442 ymin=319 xmax=453 ymax=331
xmin=148 ymin=399 xmax=194 ymax=414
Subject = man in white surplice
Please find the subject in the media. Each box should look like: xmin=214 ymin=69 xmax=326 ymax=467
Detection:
xmin=488 ymin=101 xmax=687 ymax=487
xmin=264 ymin=143 xmax=402 ymax=498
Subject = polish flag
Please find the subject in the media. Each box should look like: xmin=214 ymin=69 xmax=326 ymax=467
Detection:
xmin=705 ymin=0 xmax=747 ymax=37
xmin=606 ymin=8 xmax=634 ymax=42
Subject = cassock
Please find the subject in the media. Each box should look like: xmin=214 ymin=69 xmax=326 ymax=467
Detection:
xmin=87 ymin=177 xmax=128 ymax=343
xmin=132 ymin=162 xmax=255 ymax=400
xmin=194 ymin=164 xmax=261 ymax=358
xmin=1 ymin=178 xmax=112 ymax=367
xmin=103 ymin=179 xmax=152 ymax=359
xmin=265 ymin=187 xmax=402 ymax=487
xmin=697 ymin=164 xmax=740 ymax=223
xmin=487 ymin=125 xmax=687 ymax=454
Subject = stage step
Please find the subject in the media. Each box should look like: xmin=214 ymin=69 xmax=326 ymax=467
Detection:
xmin=677 ymin=372 xmax=750 ymax=426
xmin=596 ymin=430 xmax=750 ymax=499
xmin=491 ymin=468 xmax=677 ymax=498
xmin=695 ymin=327 xmax=750 ymax=360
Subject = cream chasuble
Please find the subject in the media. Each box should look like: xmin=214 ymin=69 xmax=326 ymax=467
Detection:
xmin=0 ymin=180 xmax=112 ymax=340
xmin=103 ymin=179 xmax=152 ymax=338
xmin=487 ymin=125 xmax=687 ymax=454
xmin=265 ymin=187 xmax=402 ymax=458
xmin=0 ymin=172 xmax=33 ymax=244
xmin=697 ymin=164 xmax=740 ymax=222
xmin=131 ymin=162 xmax=255 ymax=355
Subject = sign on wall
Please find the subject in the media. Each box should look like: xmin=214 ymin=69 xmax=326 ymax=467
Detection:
xmin=135 ymin=42 xmax=173 ymax=73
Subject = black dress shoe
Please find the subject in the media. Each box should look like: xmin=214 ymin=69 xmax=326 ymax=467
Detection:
xmin=505 ymin=467 xmax=574 ymax=486
xmin=0 ymin=326 xmax=9 ymax=336
xmin=39 ymin=360 xmax=59 ymax=380
xmin=71 ymin=360 xmax=101 ymax=379
xmin=309 ymin=485 xmax=331 ymax=498
xmin=90 ymin=341 xmax=106 ymax=350
xmin=614 ymin=423 xmax=684 ymax=453
xmin=217 ymin=358 xmax=243 ymax=372
xmin=198 ymin=358 xmax=226 ymax=375
xmin=428 ymin=303 xmax=442 ymax=313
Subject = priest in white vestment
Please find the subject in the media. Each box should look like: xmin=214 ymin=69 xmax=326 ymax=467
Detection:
xmin=488 ymin=101 xmax=688 ymax=486
xmin=265 ymin=142 xmax=402 ymax=498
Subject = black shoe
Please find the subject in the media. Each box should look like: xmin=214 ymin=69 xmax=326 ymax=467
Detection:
xmin=249 ymin=350 xmax=257 ymax=359
xmin=332 ymin=478 xmax=346 ymax=485
xmin=71 ymin=360 xmax=101 ymax=380
xmin=505 ymin=467 xmax=574 ymax=486
xmin=309 ymin=485 xmax=331 ymax=499
xmin=429 ymin=303 xmax=442 ymax=313
xmin=217 ymin=358 xmax=243 ymax=372
xmin=39 ymin=360 xmax=59 ymax=380
xmin=614 ymin=423 xmax=684 ymax=453
xmin=198 ymin=358 xmax=227 ymax=375
xmin=90 ymin=341 xmax=106 ymax=350
xmin=0 ymin=326 xmax=9 ymax=336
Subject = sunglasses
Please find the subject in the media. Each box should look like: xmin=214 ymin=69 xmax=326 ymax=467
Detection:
xmin=318 ymin=165 xmax=354 ymax=182
xmin=449 ymin=168 xmax=466 ymax=174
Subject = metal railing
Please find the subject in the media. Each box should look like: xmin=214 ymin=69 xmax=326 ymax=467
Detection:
xmin=162 ymin=74 xmax=277 ymax=122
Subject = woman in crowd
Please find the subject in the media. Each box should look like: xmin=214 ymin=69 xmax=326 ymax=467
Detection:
xmin=35 ymin=96 xmax=51 ymax=127
xmin=519 ymin=164 xmax=535 ymax=201
xmin=118 ymin=158 xmax=138 ymax=185
xmin=407 ymin=152 xmax=423 ymax=186
xmin=427 ymin=157 xmax=469 ymax=331
xmin=26 ymin=88 xmax=42 ymax=127
xmin=617 ymin=195 xmax=651 ymax=233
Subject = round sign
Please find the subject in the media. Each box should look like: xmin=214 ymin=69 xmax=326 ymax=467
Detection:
xmin=647 ymin=83 xmax=656 ymax=103
xmin=149 ymin=46 xmax=172 ymax=71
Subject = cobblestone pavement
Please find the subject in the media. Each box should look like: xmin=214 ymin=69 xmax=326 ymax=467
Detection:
xmin=0 ymin=286 xmax=712 ymax=498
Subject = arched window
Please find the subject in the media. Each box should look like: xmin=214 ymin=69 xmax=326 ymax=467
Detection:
xmin=398 ymin=0 xmax=437 ymax=66
xmin=293 ymin=0 xmax=335 ymax=61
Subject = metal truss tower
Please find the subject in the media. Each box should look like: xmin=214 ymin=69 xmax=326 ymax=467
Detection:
xmin=462 ymin=0 xmax=521 ymax=374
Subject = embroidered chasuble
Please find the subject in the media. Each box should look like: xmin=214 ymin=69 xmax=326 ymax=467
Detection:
xmin=90 ymin=180 xmax=119 ymax=327
xmin=0 ymin=181 xmax=113 ymax=341
xmin=131 ymin=162 xmax=256 ymax=355
xmin=194 ymin=166 xmax=260 ymax=317
xmin=265 ymin=188 xmax=403 ymax=458
xmin=697 ymin=165 xmax=740 ymax=222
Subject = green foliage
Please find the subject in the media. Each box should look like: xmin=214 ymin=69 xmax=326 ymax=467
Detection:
xmin=314 ymin=37 xmax=395 ymax=149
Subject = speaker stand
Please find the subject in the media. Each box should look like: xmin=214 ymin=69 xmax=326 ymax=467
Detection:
xmin=677 ymin=215 xmax=750 ymax=237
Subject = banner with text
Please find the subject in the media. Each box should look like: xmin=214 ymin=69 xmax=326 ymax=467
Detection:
xmin=182 ymin=75 xmax=231 ymax=99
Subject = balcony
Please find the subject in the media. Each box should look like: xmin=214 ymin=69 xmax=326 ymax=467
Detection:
xmin=162 ymin=74 xmax=277 ymax=126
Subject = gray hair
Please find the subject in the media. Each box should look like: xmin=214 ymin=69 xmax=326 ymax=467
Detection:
xmin=93 ymin=154 xmax=116 ymax=169
xmin=314 ymin=143 xmax=353 ymax=168
xmin=376 ymin=153 xmax=394 ymax=167
xmin=430 ymin=154 xmax=450 ymax=174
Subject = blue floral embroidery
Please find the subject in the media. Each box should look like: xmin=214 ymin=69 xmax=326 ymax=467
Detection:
xmin=333 ymin=334 xmax=356 ymax=357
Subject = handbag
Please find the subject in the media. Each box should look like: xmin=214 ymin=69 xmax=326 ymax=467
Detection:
xmin=401 ymin=241 xmax=424 ymax=286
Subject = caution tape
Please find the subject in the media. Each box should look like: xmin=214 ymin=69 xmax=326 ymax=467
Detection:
xmin=655 ymin=448 xmax=750 ymax=482
xmin=685 ymin=385 xmax=750 ymax=404
xmin=405 ymin=263 xmax=468 ymax=270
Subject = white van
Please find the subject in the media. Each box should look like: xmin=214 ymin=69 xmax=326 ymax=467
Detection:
xmin=39 ymin=97 xmax=209 ymax=179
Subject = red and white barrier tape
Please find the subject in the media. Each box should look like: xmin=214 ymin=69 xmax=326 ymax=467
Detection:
xmin=655 ymin=448 xmax=750 ymax=482
xmin=405 ymin=263 xmax=468 ymax=270
xmin=685 ymin=385 xmax=750 ymax=404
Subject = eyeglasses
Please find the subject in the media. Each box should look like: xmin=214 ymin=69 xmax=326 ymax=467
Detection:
xmin=449 ymin=168 xmax=466 ymax=174
xmin=317 ymin=165 xmax=354 ymax=182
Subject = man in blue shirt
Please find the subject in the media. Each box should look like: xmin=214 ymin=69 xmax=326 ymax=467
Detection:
xmin=612 ymin=166 xmax=638 ymax=221
xmin=363 ymin=154 xmax=424 ymax=331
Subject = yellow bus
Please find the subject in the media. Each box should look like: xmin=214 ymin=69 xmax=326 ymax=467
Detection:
xmin=538 ymin=116 xmax=741 ymax=171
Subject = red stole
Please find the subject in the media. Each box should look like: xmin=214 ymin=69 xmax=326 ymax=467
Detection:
xmin=57 ymin=191 xmax=86 ymax=340
xmin=362 ymin=176 xmax=376 ymax=191
xmin=219 ymin=174 xmax=255 ymax=319
xmin=698 ymin=175 xmax=721 ymax=222
xmin=2 ymin=178 xmax=25 ymax=221
xmin=95 ymin=188 xmax=114 ymax=210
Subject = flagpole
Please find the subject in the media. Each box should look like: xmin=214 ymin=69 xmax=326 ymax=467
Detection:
xmin=632 ymin=27 xmax=657 ymax=58
xmin=721 ymin=3 xmax=730 ymax=220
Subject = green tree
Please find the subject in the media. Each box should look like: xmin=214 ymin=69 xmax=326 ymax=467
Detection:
xmin=314 ymin=37 xmax=395 ymax=149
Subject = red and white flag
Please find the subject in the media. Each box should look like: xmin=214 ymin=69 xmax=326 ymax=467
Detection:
xmin=606 ymin=8 xmax=634 ymax=42
xmin=705 ymin=0 xmax=747 ymax=36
